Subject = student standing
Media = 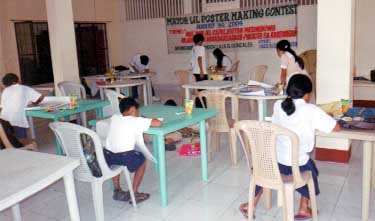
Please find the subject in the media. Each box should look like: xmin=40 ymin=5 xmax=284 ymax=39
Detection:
xmin=191 ymin=34 xmax=207 ymax=82
xmin=276 ymin=40 xmax=307 ymax=85
xmin=239 ymin=74 xmax=341 ymax=220
xmin=129 ymin=54 xmax=160 ymax=102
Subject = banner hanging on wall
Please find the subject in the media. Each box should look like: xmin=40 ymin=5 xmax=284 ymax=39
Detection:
xmin=165 ymin=4 xmax=298 ymax=54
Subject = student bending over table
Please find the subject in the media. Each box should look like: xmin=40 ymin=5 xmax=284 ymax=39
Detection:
xmin=0 ymin=73 xmax=44 ymax=147
xmin=104 ymin=97 xmax=162 ymax=203
xmin=212 ymin=48 xmax=233 ymax=81
xmin=239 ymin=74 xmax=341 ymax=220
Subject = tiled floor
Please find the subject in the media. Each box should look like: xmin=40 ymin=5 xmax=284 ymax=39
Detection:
xmin=1 ymin=92 xmax=374 ymax=221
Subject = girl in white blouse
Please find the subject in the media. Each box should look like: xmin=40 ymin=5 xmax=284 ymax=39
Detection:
xmin=240 ymin=74 xmax=340 ymax=220
xmin=212 ymin=48 xmax=232 ymax=72
xmin=276 ymin=40 xmax=307 ymax=85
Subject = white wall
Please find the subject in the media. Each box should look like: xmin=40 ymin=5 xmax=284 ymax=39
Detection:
xmin=355 ymin=0 xmax=375 ymax=77
xmin=122 ymin=5 xmax=317 ymax=86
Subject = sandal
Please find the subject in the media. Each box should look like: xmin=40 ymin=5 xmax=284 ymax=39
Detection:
xmin=239 ymin=203 xmax=256 ymax=220
xmin=129 ymin=192 xmax=150 ymax=204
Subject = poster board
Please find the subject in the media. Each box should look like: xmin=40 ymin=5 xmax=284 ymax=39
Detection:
xmin=166 ymin=4 xmax=298 ymax=53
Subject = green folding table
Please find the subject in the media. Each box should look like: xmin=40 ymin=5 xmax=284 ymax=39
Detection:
xmin=139 ymin=104 xmax=218 ymax=207
xmin=26 ymin=99 xmax=110 ymax=155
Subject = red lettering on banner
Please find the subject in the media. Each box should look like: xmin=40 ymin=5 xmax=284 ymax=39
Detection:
xmin=270 ymin=30 xmax=297 ymax=38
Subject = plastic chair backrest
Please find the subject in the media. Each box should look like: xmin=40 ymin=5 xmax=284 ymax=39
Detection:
xmin=250 ymin=65 xmax=268 ymax=82
xmin=198 ymin=90 xmax=238 ymax=132
xmin=104 ymin=89 xmax=126 ymax=115
xmin=175 ymin=70 xmax=190 ymax=86
xmin=49 ymin=122 xmax=113 ymax=182
xmin=58 ymin=81 xmax=87 ymax=99
xmin=234 ymin=120 xmax=304 ymax=188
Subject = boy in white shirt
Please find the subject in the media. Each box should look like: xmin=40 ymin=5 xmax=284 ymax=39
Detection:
xmin=129 ymin=54 xmax=160 ymax=102
xmin=0 ymin=73 xmax=43 ymax=145
xmin=104 ymin=97 xmax=162 ymax=203
xmin=191 ymin=33 xmax=208 ymax=82
xmin=240 ymin=74 xmax=341 ymax=220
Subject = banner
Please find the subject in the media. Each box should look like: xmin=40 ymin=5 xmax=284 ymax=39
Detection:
xmin=166 ymin=4 xmax=298 ymax=53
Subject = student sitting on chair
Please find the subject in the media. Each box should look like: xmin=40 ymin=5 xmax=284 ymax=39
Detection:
xmin=104 ymin=97 xmax=162 ymax=203
xmin=0 ymin=73 xmax=43 ymax=147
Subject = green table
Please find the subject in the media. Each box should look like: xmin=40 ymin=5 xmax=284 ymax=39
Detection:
xmin=139 ymin=105 xmax=218 ymax=207
xmin=26 ymin=99 xmax=110 ymax=155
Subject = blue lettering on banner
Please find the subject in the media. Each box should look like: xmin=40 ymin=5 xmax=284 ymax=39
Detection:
xmin=196 ymin=23 xmax=215 ymax=29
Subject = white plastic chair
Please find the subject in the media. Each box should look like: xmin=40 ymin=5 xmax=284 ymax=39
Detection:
xmin=249 ymin=65 xmax=268 ymax=111
xmin=104 ymin=89 xmax=126 ymax=115
xmin=57 ymin=81 xmax=87 ymax=126
xmin=235 ymin=120 xmax=318 ymax=221
xmin=49 ymin=122 xmax=137 ymax=221
xmin=198 ymin=90 xmax=239 ymax=166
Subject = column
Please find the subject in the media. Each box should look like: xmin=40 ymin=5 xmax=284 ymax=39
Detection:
xmin=315 ymin=0 xmax=355 ymax=163
xmin=45 ymin=0 xmax=80 ymax=94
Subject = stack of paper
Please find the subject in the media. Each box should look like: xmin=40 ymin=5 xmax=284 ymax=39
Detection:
xmin=247 ymin=80 xmax=274 ymax=89
xmin=25 ymin=96 xmax=70 ymax=110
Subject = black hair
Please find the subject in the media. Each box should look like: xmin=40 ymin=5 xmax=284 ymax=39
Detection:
xmin=140 ymin=55 xmax=149 ymax=66
xmin=281 ymin=74 xmax=312 ymax=116
xmin=164 ymin=99 xmax=177 ymax=106
xmin=2 ymin=73 xmax=19 ymax=87
xmin=193 ymin=33 xmax=205 ymax=44
xmin=213 ymin=48 xmax=225 ymax=68
xmin=276 ymin=40 xmax=304 ymax=70
xmin=119 ymin=97 xmax=139 ymax=113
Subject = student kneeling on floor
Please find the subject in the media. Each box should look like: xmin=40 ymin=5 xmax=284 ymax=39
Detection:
xmin=104 ymin=97 xmax=162 ymax=203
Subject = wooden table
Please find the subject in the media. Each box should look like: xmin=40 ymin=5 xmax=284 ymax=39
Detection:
xmin=97 ymin=79 xmax=148 ymax=105
xmin=26 ymin=99 xmax=110 ymax=155
xmin=182 ymin=80 xmax=240 ymax=100
xmin=139 ymin=104 xmax=218 ymax=207
xmin=0 ymin=149 xmax=80 ymax=221
xmin=316 ymin=129 xmax=375 ymax=221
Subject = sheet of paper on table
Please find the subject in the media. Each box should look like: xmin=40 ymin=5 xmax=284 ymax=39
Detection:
xmin=25 ymin=96 xmax=70 ymax=110
xmin=238 ymin=90 xmax=266 ymax=96
xmin=247 ymin=80 xmax=273 ymax=89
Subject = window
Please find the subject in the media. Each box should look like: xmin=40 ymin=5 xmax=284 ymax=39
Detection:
xmin=14 ymin=22 xmax=109 ymax=85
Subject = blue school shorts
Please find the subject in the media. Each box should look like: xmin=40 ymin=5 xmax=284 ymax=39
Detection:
xmin=103 ymin=149 xmax=145 ymax=173
xmin=255 ymin=158 xmax=320 ymax=199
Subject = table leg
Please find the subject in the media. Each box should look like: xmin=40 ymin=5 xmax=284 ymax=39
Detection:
xmin=80 ymin=112 xmax=87 ymax=127
xmin=152 ymin=135 xmax=159 ymax=172
xmin=11 ymin=204 xmax=21 ymax=221
xmin=362 ymin=141 xmax=372 ymax=221
xmin=115 ymin=87 xmax=120 ymax=94
xmin=28 ymin=116 xmax=36 ymax=140
xmin=185 ymin=88 xmax=191 ymax=100
xmin=143 ymin=84 xmax=148 ymax=106
xmin=200 ymin=120 xmax=208 ymax=181
xmin=99 ymin=88 xmax=104 ymax=100
xmin=262 ymin=100 xmax=268 ymax=119
xmin=146 ymin=77 xmax=152 ymax=104
xmin=63 ymin=171 xmax=81 ymax=221
xmin=156 ymin=135 xmax=168 ymax=207
xmin=96 ymin=107 xmax=104 ymax=119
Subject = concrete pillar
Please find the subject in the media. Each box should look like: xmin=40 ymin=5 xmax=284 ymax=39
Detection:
xmin=45 ymin=0 xmax=80 ymax=93
xmin=315 ymin=0 xmax=355 ymax=163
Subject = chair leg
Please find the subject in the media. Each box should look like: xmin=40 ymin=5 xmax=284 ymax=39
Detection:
xmin=248 ymin=179 xmax=256 ymax=221
xmin=207 ymin=130 xmax=212 ymax=162
xmin=229 ymin=129 xmax=237 ymax=166
xmin=91 ymin=181 xmax=105 ymax=221
xmin=123 ymin=168 xmax=137 ymax=210
xmin=11 ymin=204 xmax=21 ymax=221
xmin=308 ymin=179 xmax=318 ymax=221
xmin=283 ymin=185 xmax=295 ymax=221
xmin=215 ymin=132 xmax=221 ymax=152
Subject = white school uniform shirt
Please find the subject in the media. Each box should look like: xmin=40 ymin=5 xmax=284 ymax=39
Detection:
xmin=222 ymin=56 xmax=232 ymax=72
xmin=130 ymin=54 xmax=149 ymax=73
xmin=0 ymin=84 xmax=41 ymax=128
xmin=105 ymin=114 xmax=152 ymax=153
xmin=191 ymin=45 xmax=207 ymax=75
xmin=280 ymin=52 xmax=307 ymax=83
xmin=271 ymin=99 xmax=337 ymax=166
